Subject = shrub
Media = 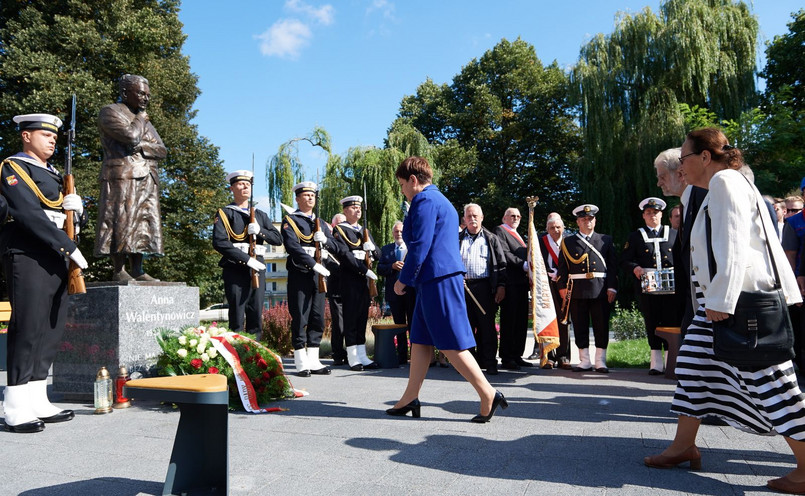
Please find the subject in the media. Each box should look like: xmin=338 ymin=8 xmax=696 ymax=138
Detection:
xmin=610 ymin=302 xmax=646 ymax=341
xmin=262 ymin=302 xmax=293 ymax=356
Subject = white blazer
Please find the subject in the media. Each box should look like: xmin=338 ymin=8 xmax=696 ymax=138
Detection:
xmin=689 ymin=168 xmax=802 ymax=314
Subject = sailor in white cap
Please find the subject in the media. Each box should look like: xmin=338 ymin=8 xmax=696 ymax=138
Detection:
xmin=1 ymin=113 xmax=88 ymax=433
xmin=332 ymin=195 xmax=380 ymax=370
xmin=620 ymin=196 xmax=677 ymax=375
xmin=281 ymin=181 xmax=340 ymax=376
xmin=557 ymin=204 xmax=618 ymax=373
xmin=212 ymin=170 xmax=282 ymax=339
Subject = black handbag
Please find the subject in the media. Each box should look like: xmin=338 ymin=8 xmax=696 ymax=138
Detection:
xmin=705 ymin=179 xmax=795 ymax=368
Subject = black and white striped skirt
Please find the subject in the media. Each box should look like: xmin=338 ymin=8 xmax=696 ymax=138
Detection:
xmin=671 ymin=280 xmax=805 ymax=440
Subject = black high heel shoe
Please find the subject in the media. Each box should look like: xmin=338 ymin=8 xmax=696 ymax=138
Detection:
xmin=385 ymin=399 xmax=421 ymax=418
xmin=471 ymin=391 xmax=508 ymax=423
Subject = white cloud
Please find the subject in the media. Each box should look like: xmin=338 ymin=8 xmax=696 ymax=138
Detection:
xmin=366 ymin=0 xmax=395 ymax=20
xmin=256 ymin=19 xmax=312 ymax=59
xmin=285 ymin=0 xmax=335 ymax=25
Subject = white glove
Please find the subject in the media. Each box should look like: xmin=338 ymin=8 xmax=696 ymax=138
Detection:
xmin=312 ymin=263 xmax=331 ymax=277
xmin=313 ymin=230 xmax=327 ymax=243
xmin=363 ymin=241 xmax=376 ymax=252
xmin=246 ymin=258 xmax=266 ymax=272
xmin=69 ymin=248 xmax=89 ymax=269
xmin=62 ymin=194 xmax=83 ymax=216
xmin=365 ymin=269 xmax=378 ymax=281
xmin=248 ymin=222 xmax=260 ymax=235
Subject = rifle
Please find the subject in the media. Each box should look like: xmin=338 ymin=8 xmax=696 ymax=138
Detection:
xmin=363 ymin=182 xmax=377 ymax=298
xmin=314 ymin=176 xmax=327 ymax=294
xmin=249 ymin=153 xmax=259 ymax=289
xmin=63 ymin=94 xmax=86 ymax=295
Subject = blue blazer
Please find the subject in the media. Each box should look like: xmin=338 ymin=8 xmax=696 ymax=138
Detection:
xmin=377 ymin=242 xmax=401 ymax=301
xmin=398 ymin=185 xmax=465 ymax=287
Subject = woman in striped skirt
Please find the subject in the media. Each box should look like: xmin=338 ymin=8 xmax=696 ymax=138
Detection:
xmin=644 ymin=128 xmax=805 ymax=494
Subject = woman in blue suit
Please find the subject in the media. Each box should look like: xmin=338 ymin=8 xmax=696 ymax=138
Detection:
xmin=385 ymin=156 xmax=507 ymax=423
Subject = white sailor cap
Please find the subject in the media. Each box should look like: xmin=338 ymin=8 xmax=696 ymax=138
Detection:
xmin=340 ymin=195 xmax=363 ymax=207
xmin=226 ymin=170 xmax=253 ymax=185
xmin=639 ymin=197 xmax=666 ymax=211
xmin=572 ymin=204 xmax=599 ymax=218
xmin=13 ymin=113 xmax=63 ymax=133
xmin=293 ymin=181 xmax=317 ymax=195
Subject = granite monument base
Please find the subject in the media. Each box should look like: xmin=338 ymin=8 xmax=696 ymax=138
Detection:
xmin=53 ymin=281 xmax=199 ymax=400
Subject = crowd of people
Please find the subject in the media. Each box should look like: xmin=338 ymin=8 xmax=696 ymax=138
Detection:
xmin=6 ymin=100 xmax=805 ymax=492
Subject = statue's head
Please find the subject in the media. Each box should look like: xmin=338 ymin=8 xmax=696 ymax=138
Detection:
xmin=119 ymin=74 xmax=150 ymax=113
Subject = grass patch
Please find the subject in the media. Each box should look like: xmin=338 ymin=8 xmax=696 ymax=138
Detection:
xmin=607 ymin=338 xmax=650 ymax=368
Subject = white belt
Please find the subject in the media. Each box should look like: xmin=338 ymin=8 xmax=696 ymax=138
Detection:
xmin=352 ymin=250 xmax=366 ymax=260
xmin=302 ymin=246 xmax=316 ymax=257
xmin=233 ymin=243 xmax=267 ymax=256
xmin=45 ymin=210 xmax=66 ymax=229
xmin=569 ymin=272 xmax=606 ymax=280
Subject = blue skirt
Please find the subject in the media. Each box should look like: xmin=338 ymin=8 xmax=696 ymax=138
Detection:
xmin=409 ymin=273 xmax=476 ymax=351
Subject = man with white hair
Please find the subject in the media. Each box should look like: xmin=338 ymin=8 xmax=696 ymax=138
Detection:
xmin=538 ymin=213 xmax=571 ymax=369
xmin=495 ymin=207 xmax=533 ymax=370
xmin=655 ymin=147 xmax=706 ymax=339
xmin=460 ymin=203 xmax=507 ymax=375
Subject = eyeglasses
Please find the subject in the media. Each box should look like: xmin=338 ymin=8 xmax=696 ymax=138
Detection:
xmin=678 ymin=151 xmax=700 ymax=165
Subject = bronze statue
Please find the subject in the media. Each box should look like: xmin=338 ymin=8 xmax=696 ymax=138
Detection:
xmin=95 ymin=74 xmax=166 ymax=281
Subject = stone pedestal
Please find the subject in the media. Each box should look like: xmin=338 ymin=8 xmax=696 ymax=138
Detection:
xmin=53 ymin=281 xmax=199 ymax=400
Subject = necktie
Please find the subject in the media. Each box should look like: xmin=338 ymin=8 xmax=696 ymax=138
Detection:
xmin=395 ymin=245 xmax=402 ymax=261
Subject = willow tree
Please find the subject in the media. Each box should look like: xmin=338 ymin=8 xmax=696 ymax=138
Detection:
xmin=266 ymin=126 xmax=332 ymax=214
xmin=571 ymin=0 xmax=757 ymax=242
xmin=320 ymin=122 xmax=433 ymax=246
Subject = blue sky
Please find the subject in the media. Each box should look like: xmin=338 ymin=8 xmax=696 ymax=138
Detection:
xmin=177 ymin=0 xmax=801 ymax=213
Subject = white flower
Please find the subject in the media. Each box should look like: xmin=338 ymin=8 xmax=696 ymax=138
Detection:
xmin=189 ymin=339 xmax=198 ymax=347
xmin=177 ymin=348 xmax=188 ymax=358
xmin=208 ymin=326 xmax=220 ymax=337
xmin=208 ymin=347 xmax=218 ymax=358
xmin=201 ymin=353 xmax=210 ymax=362
xmin=198 ymin=326 xmax=206 ymax=333
xmin=197 ymin=344 xmax=207 ymax=354
xmin=178 ymin=336 xmax=187 ymax=345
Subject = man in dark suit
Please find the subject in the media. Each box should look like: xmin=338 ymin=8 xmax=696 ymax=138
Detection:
xmin=460 ymin=203 xmax=507 ymax=375
xmin=557 ymin=204 xmax=618 ymax=373
xmin=378 ymin=220 xmax=416 ymax=364
xmin=620 ymin=197 xmax=678 ymax=375
xmin=539 ymin=213 xmax=572 ymax=369
xmin=655 ymin=147 xmax=707 ymax=338
xmin=494 ymin=208 xmax=533 ymax=370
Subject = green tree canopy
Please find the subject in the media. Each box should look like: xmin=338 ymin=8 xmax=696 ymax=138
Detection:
xmin=397 ymin=38 xmax=581 ymax=226
xmin=572 ymin=0 xmax=758 ymax=243
xmin=0 ymin=0 xmax=229 ymax=305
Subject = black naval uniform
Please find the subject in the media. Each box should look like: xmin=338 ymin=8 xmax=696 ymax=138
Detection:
xmin=282 ymin=211 xmax=340 ymax=351
xmin=0 ymin=153 xmax=84 ymax=386
xmin=620 ymin=225 xmax=678 ymax=350
xmin=325 ymin=252 xmax=346 ymax=363
xmin=557 ymin=232 xmax=618 ymax=349
xmin=212 ymin=205 xmax=282 ymax=337
xmin=332 ymin=223 xmax=380 ymax=349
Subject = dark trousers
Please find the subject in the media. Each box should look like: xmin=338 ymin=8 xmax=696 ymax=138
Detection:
xmin=341 ymin=274 xmax=370 ymax=347
xmin=223 ymin=267 xmax=265 ymax=339
xmin=389 ymin=289 xmax=416 ymax=362
xmin=499 ymin=282 xmax=528 ymax=362
xmin=547 ymin=280 xmax=571 ymax=362
xmin=791 ymin=305 xmax=804 ymax=370
xmin=288 ymin=270 xmax=325 ymax=350
xmin=570 ymin=295 xmax=610 ymax=349
xmin=638 ymin=292 xmax=676 ymax=350
xmin=327 ymin=294 xmax=346 ymax=360
xmin=465 ymin=279 xmax=497 ymax=368
xmin=4 ymin=251 xmax=69 ymax=386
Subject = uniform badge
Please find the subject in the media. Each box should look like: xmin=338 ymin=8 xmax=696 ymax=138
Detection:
xmin=5 ymin=175 xmax=17 ymax=186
